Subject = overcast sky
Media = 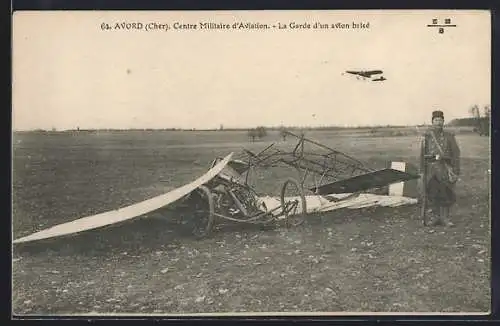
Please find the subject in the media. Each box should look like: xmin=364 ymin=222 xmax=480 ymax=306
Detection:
xmin=13 ymin=10 xmax=491 ymax=130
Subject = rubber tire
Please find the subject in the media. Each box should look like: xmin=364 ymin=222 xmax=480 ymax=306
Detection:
xmin=192 ymin=185 xmax=215 ymax=239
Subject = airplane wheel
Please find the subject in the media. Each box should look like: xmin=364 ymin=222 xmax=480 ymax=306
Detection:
xmin=280 ymin=178 xmax=307 ymax=227
xmin=191 ymin=185 xmax=215 ymax=239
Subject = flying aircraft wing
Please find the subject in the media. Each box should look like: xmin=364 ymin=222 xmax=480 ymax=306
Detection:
xmin=365 ymin=70 xmax=383 ymax=76
xmin=345 ymin=70 xmax=361 ymax=76
xmin=13 ymin=152 xmax=234 ymax=244
xmin=345 ymin=70 xmax=383 ymax=78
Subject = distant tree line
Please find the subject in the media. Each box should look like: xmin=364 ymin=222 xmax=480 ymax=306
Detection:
xmin=19 ymin=107 xmax=491 ymax=137
xmin=448 ymin=104 xmax=490 ymax=136
xmin=247 ymin=126 xmax=268 ymax=142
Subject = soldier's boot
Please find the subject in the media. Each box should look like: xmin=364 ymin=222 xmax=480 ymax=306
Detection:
xmin=441 ymin=206 xmax=455 ymax=227
xmin=430 ymin=206 xmax=445 ymax=226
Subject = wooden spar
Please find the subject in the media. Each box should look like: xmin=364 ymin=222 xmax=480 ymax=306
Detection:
xmin=282 ymin=130 xmax=373 ymax=172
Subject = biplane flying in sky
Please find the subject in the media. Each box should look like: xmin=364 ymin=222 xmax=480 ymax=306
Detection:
xmin=13 ymin=132 xmax=419 ymax=244
xmin=344 ymin=70 xmax=386 ymax=81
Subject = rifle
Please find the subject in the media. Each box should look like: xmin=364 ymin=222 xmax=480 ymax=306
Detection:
xmin=421 ymin=155 xmax=430 ymax=226
xmin=418 ymin=125 xmax=436 ymax=226
xmin=416 ymin=126 xmax=427 ymax=225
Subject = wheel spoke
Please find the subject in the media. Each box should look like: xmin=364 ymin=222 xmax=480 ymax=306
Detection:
xmin=280 ymin=178 xmax=307 ymax=227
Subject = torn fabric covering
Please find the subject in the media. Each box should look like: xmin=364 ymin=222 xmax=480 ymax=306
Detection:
xmin=258 ymin=193 xmax=417 ymax=217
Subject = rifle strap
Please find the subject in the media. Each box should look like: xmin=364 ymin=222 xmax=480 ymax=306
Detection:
xmin=428 ymin=130 xmax=456 ymax=177
xmin=429 ymin=130 xmax=446 ymax=157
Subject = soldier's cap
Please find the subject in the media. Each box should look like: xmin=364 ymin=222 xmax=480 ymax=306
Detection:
xmin=432 ymin=110 xmax=444 ymax=120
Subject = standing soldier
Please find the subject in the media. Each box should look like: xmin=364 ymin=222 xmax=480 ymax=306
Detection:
xmin=420 ymin=110 xmax=461 ymax=226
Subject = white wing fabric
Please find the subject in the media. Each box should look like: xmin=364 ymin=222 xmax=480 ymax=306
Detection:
xmin=13 ymin=153 xmax=233 ymax=244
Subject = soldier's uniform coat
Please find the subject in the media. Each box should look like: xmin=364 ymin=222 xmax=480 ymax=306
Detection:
xmin=420 ymin=128 xmax=461 ymax=207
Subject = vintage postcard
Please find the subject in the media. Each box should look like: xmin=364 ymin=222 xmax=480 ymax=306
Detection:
xmin=12 ymin=10 xmax=491 ymax=316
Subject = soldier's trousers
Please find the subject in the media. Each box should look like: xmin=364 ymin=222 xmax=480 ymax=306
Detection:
xmin=426 ymin=176 xmax=456 ymax=220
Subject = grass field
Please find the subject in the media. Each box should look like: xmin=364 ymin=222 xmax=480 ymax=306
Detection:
xmin=11 ymin=129 xmax=490 ymax=315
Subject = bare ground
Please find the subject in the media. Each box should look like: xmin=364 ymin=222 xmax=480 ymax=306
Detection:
xmin=11 ymin=131 xmax=490 ymax=315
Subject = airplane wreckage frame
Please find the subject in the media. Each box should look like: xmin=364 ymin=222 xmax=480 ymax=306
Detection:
xmin=13 ymin=131 xmax=420 ymax=244
xmin=176 ymin=131 xmax=420 ymax=238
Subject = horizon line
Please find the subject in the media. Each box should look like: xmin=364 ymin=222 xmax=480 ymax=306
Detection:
xmin=12 ymin=123 xmax=480 ymax=133
xmin=12 ymin=117 xmax=486 ymax=132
